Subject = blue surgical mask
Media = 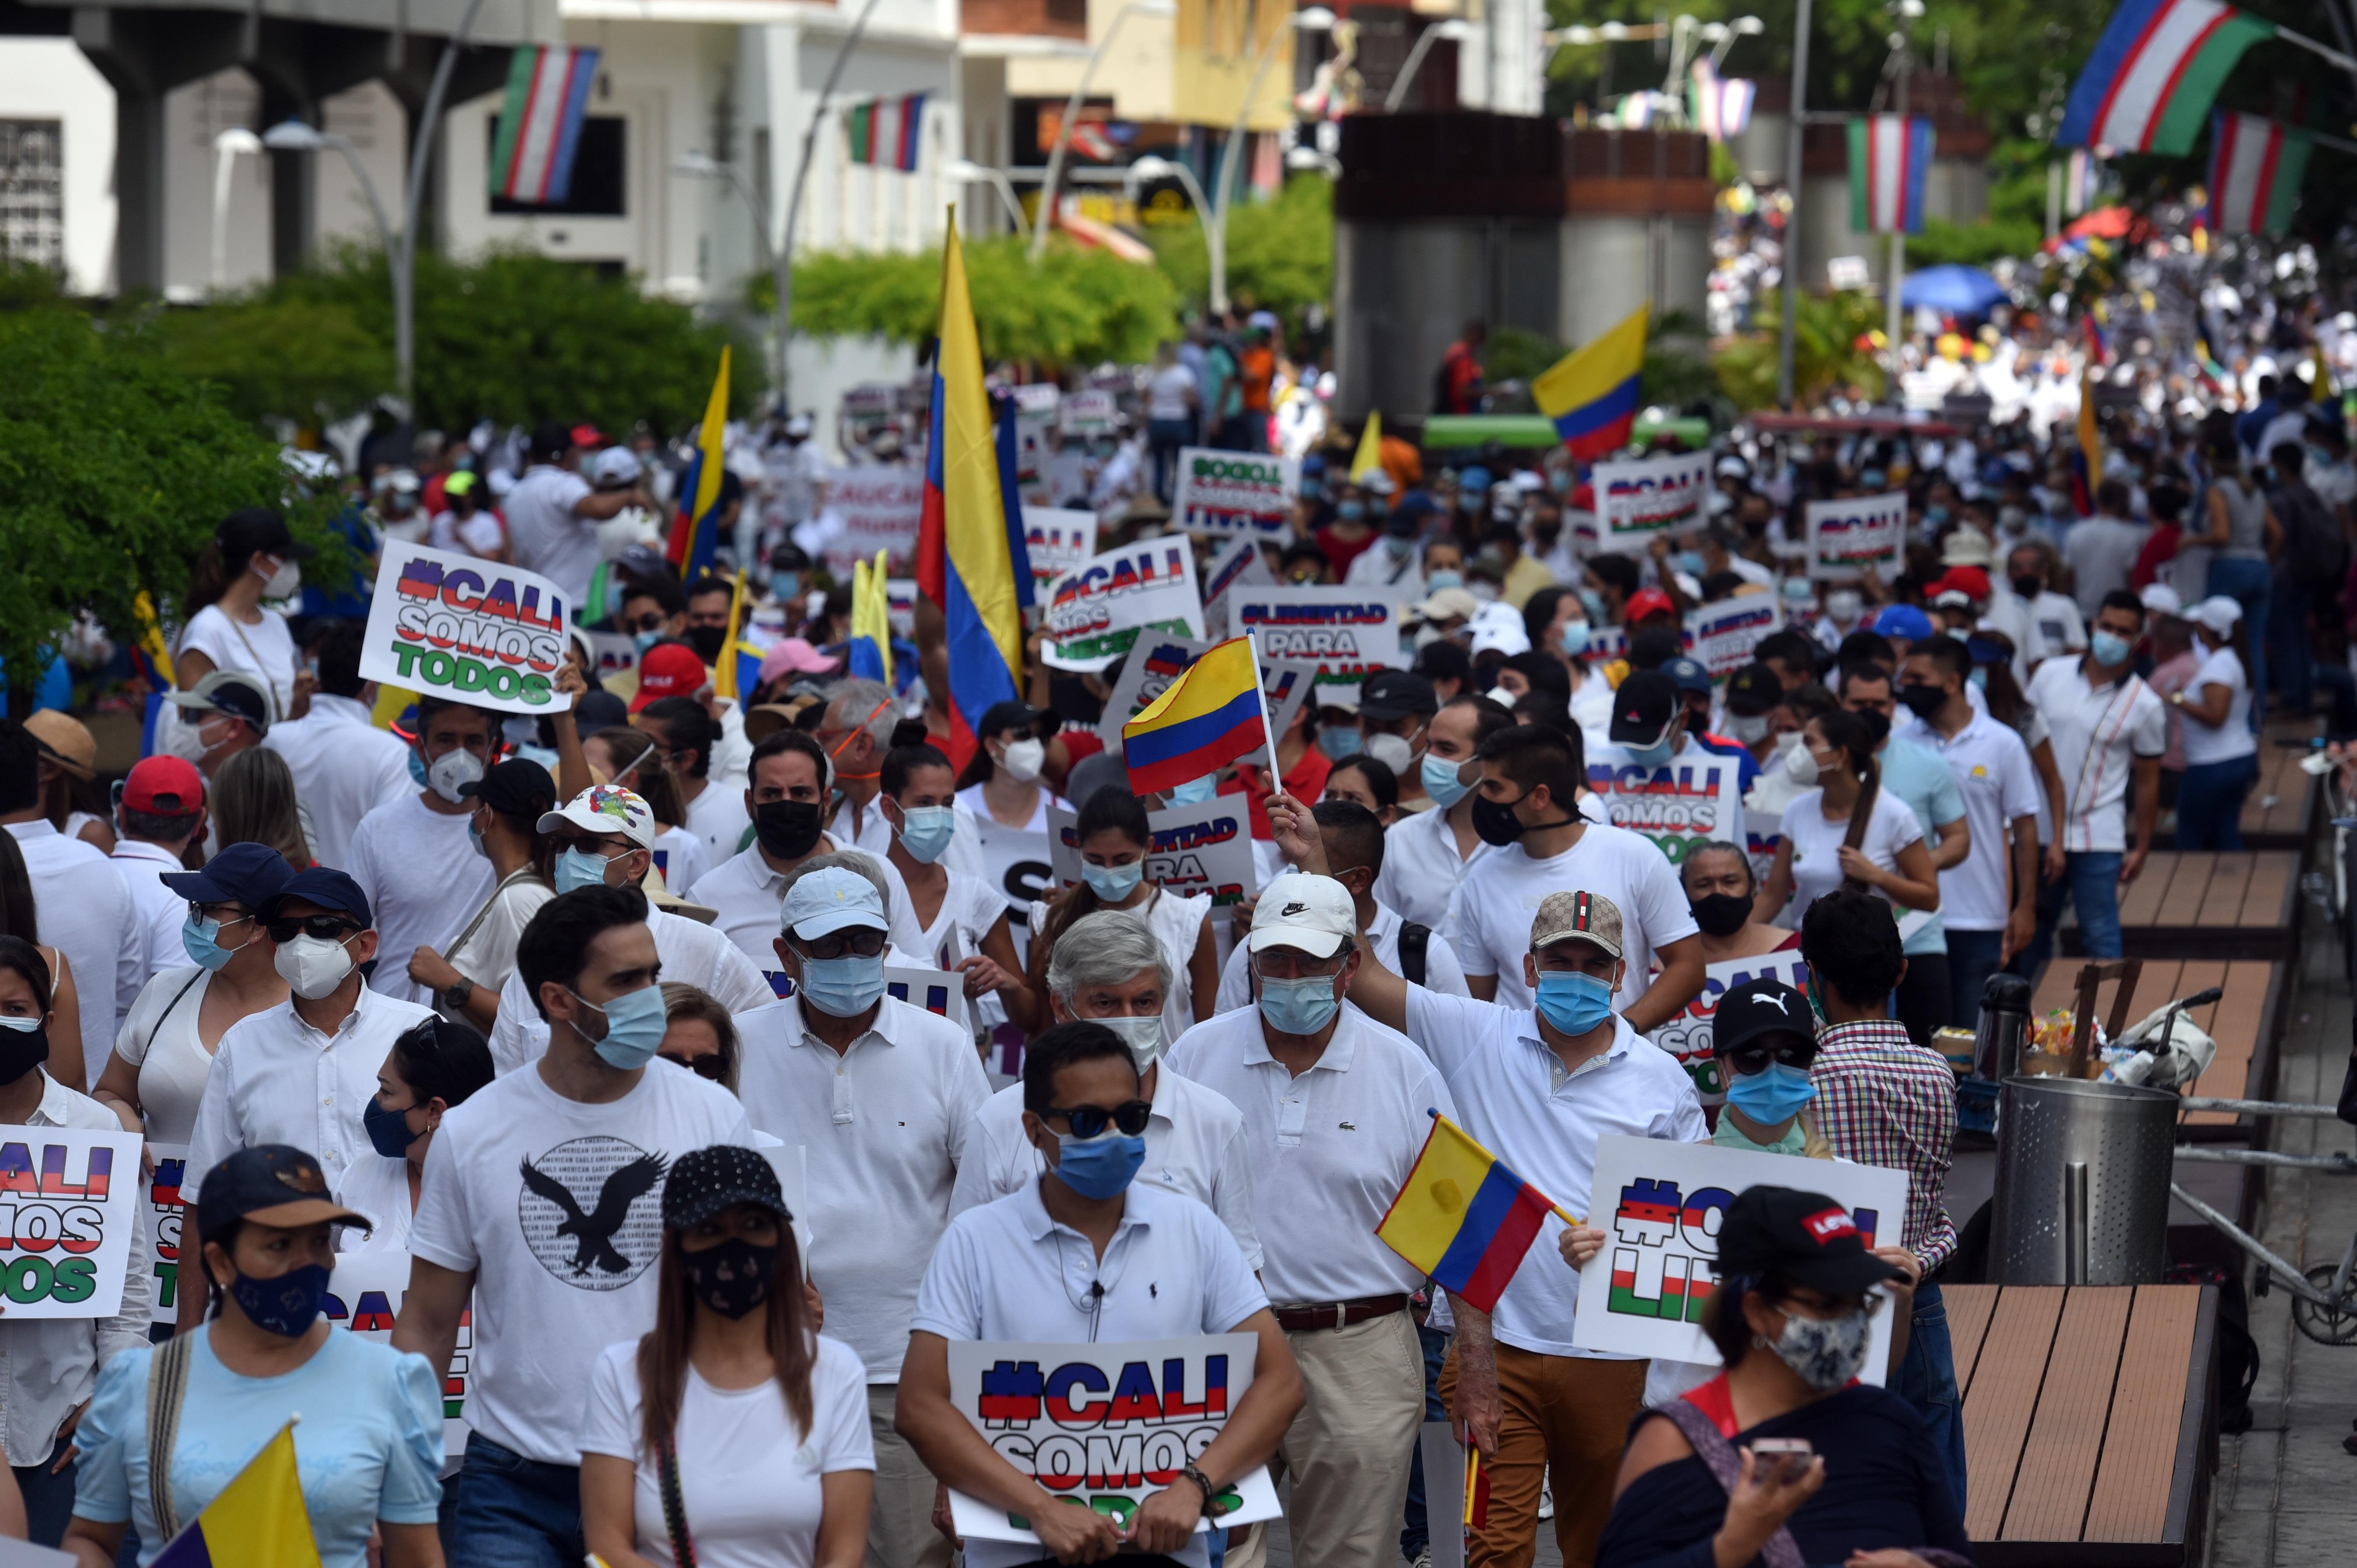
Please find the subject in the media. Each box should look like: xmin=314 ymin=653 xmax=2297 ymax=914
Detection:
xmin=1422 ymin=753 xmax=1474 ymax=808
xmin=1053 ymin=1131 xmax=1147 ymax=1200
xmin=407 ymin=748 xmax=429 ymax=789
xmin=468 ymin=818 xmax=489 ymax=860
xmin=2089 ymin=629 xmax=2134 ymax=667
xmin=1724 ymin=1061 xmax=1818 ymax=1125
xmin=1925 ymin=505 xmax=1952 ymax=525
xmin=1626 ymin=739 xmax=1676 ymax=769
xmin=1559 ymin=620 xmax=1592 ymax=657
xmin=182 ymin=913 xmax=239 ymax=971
xmin=896 ymin=805 xmax=958 ymax=863
xmin=364 ymin=1096 xmax=421 ymax=1159
xmin=1577 ymin=587 xmax=1608 ymax=623
xmin=633 ymin=629 xmax=664 ymax=655
xmin=1675 ymin=551 xmax=1707 ymax=578
xmin=771 ymin=572 xmax=801 ymax=604
xmin=797 ymin=953 xmax=887 ymax=1018
xmin=1258 ymin=974 xmax=1341 ymax=1036
xmin=1535 ymin=969 xmax=1615 ymax=1035
xmin=571 ymin=982 xmax=668 ymax=1070
xmin=1337 ymin=500 xmax=1366 ymax=520
xmin=1384 ymin=534 xmax=1413 ymax=557
xmin=1969 ymin=666 xmax=1988 ymax=691
xmin=231 ymin=1262 xmax=332 ymax=1338
xmin=1549 ymin=469 xmax=1574 ymax=494
xmin=1318 ymin=726 xmax=1364 ymax=761
xmin=555 ymin=847 xmax=615 ymax=894
xmin=1301 ymin=478 xmax=1323 ymax=501
xmin=1168 ymin=775 xmax=1217 ymax=806
xmin=1426 ymin=570 xmax=1464 ymax=592
xmin=1082 ymin=861 xmax=1145 ymax=901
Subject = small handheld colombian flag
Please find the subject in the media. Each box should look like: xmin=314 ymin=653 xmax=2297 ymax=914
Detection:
xmin=151 ymin=1420 xmax=321 ymax=1567
xmin=1531 ymin=306 xmax=1647 ymax=462
xmin=1120 ymin=635 xmax=1271 ymax=797
xmin=1375 ymin=1111 xmax=1573 ymax=1313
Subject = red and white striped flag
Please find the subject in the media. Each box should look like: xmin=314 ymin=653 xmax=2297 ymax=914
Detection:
xmin=2207 ymin=110 xmax=2310 ymax=236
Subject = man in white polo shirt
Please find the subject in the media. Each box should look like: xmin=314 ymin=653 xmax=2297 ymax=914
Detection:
xmin=1374 ymin=694 xmax=1513 ymax=931
xmin=1163 ymin=875 xmax=1459 ymax=1568
xmin=734 ymin=862 xmax=991 ymax=1568
xmin=897 ymin=1020 xmax=1304 ymax=1568
xmin=950 ymin=908 xmax=1262 ymax=1266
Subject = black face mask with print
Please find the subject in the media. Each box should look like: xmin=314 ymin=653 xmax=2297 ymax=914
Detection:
xmin=683 ymin=1236 xmax=780 ymax=1319
xmin=752 ymin=800 xmax=824 ymax=860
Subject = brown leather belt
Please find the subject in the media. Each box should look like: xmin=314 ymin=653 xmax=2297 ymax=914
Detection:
xmin=1271 ymin=1293 xmax=1409 ymax=1332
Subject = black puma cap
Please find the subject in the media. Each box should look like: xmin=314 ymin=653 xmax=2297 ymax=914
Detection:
xmin=663 ymin=1144 xmax=790 ymax=1231
xmin=196 ymin=1144 xmax=368 ymax=1244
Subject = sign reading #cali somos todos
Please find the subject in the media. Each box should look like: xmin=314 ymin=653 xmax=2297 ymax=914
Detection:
xmin=358 ymin=542 xmax=575 ymax=715
xmin=0 ymin=1126 xmax=143 ymax=1319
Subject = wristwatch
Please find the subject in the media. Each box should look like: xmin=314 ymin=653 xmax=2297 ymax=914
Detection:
xmin=1180 ymin=1463 xmax=1225 ymax=1518
xmin=441 ymin=977 xmax=476 ymax=1013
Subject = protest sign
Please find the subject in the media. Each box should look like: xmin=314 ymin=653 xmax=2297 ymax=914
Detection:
xmin=1684 ymin=594 xmax=1782 ymax=680
xmin=1173 ymin=449 xmax=1299 ymax=538
xmin=0 ymin=1127 xmax=143 ymax=1319
xmin=945 ymin=1334 xmax=1281 ymax=1544
xmin=1044 ymin=540 xmax=1204 ymax=671
xmin=1048 ymin=797 xmax=1255 ymax=922
xmin=360 ymin=542 xmax=574 ymax=716
xmin=975 ymin=820 xmax=1055 ymax=930
xmin=1231 ymin=585 xmax=1409 ymax=698
xmin=1096 ymin=635 xmax=1213 ymax=747
xmin=1060 ymin=388 xmax=1119 ymax=436
xmin=582 ymin=629 xmax=638 ymax=683
xmin=1572 ymin=1136 xmax=1905 ymax=1381
xmin=328 ymin=1251 xmax=473 ymax=1456
xmin=1199 ymin=535 xmax=1274 ymax=642
xmin=1584 ymin=744 xmax=1747 ymax=866
xmin=822 ymin=466 xmax=927 ymax=574
xmin=1806 ymin=492 xmax=1907 ymax=581
xmin=1254 ymin=659 xmax=1320 ymax=762
xmin=1646 ymin=947 xmax=1812 ymax=1109
xmin=143 ymin=1144 xmax=186 ymax=1328
xmin=1023 ymin=508 xmax=1099 ymax=593
xmin=1593 ymin=452 xmax=1711 ymax=555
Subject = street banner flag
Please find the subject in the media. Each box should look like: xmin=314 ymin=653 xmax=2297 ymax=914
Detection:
xmin=2207 ymin=111 xmax=2310 ymax=236
xmin=846 ymin=94 xmax=927 ymax=171
xmin=1121 ymin=635 xmax=1266 ymax=796
xmin=667 ymin=348 xmax=732 ymax=581
xmin=1847 ymin=116 xmax=1931 ymax=234
xmin=489 ymin=45 xmax=601 ymax=204
xmin=2065 ymin=148 xmax=2097 ymax=216
xmin=2056 ymin=0 xmax=2275 ymax=156
xmin=916 ymin=217 xmax=1025 ymax=771
xmin=1350 ymin=412 xmax=1385 ymax=485
xmin=1376 ymin=1110 xmax=1574 ymax=1314
xmin=850 ymin=551 xmax=894 ymax=687
xmin=1689 ymin=59 xmax=1756 ymax=142
xmin=1532 ymin=306 xmax=1647 ymax=461
xmin=150 ymin=1421 xmax=321 ymax=1568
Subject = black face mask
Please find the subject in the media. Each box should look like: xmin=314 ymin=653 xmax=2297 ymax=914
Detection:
xmin=752 ymin=799 xmax=825 ymax=860
xmin=682 ymin=1236 xmax=780 ymax=1319
xmin=1853 ymin=707 xmax=1892 ymax=747
xmin=1897 ymin=682 xmax=1948 ymax=719
xmin=1689 ymin=892 xmax=1753 ymax=939
xmin=1469 ymin=789 xmax=1574 ymax=847
xmin=2010 ymin=575 xmax=2043 ymax=599
xmin=685 ymin=624 xmax=729 ymax=664
xmin=0 ymin=1022 xmax=45 ymax=1086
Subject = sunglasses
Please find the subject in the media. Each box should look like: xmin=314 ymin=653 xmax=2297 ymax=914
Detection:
xmin=1723 ymin=1040 xmax=1818 ymax=1078
xmin=791 ymin=929 xmax=887 ymax=961
xmin=266 ymin=915 xmax=360 ymax=944
xmin=1046 ymin=1100 xmax=1154 ymax=1140
xmin=625 ymin=612 xmax=668 ymax=633
xmin=661 ymin=1052 xmax=729 ymax=1081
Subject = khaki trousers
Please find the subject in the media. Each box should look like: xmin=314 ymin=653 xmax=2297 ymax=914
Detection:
xmin=867 ymin=1383 xmax=951 ymax=1568
xmin=1226 ymin=1309 xmax=1424 ymax=1568
xmin=1437 ymin=1344 xmax=1647 ymax=1568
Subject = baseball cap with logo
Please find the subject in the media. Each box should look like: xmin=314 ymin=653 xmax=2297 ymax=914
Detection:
xmin=1607 ymin=671 xmax=1679 ymax=749
xmin=1661 ymin=656 xmax=1713 ymax=697
xmin=537 ymin=784 xmax=657 ymax=849
xmin=195 ymin=1144 xmax=369 ymax=1246
xmin=1529 ymin=890 xmax=1623 ymax=959
xmin=1246 ymin=873 xmax=1356 ymax=959
xmin=1712 ymin=978 xmax=1817 ymax=1058
xmin=168 ymin=670 xmax=273 ymax=735
xmin=1714 ymin=1184 xmax=1908 ymax=1297
xmin=631 ymin=644 xmax=709 ymax=712
xmin=781 ymin=865 xmax=888 ymax=939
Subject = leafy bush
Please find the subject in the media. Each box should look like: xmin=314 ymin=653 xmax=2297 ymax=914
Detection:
xmin=1145 ymin=176 xmax=1334 ymax=333
xmin=143 ymin=297 xmax=392 ymax=433
xmin=1906 ymin=217 xmax=2045 ymax=270
xmin=1713 ymin=287 xmax=1888 ymax=410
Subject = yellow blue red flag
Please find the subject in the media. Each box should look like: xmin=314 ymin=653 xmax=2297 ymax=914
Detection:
xmin=850 ymin=550 xmax=894 ymax=688
xmin=1531 ymin=306 xmax=1647 ymax=461
xmin=150 ymin=1421 xmax=322 ymax=1568
xmin=1375 ymin=1110 xmax=1569 ymax=1313
xmin=667 ymin=347 xmax=731 ymax=579
xmin=1120 ymin=635 xmax=1266 ymax=796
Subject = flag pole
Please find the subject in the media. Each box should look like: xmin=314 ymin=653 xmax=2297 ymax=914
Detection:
xmin=1244 ymin=628 xmax=1286 ymax=796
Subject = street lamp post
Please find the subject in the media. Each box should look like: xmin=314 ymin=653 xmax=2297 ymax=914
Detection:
xmin=1123 ymin=153 xmax=1222 ymax=304
xmin=674 ymin=152 xmax=790 ymax=402
xmin=210 ymin=128 xmax=262 ymax=292
xmin=1031 ymin=0 xmax=1178 ymax=260
xmin=1384 ymin=18 xmax=1470 ymax=113
xmin=1208 ymin=5 xmax=1334 ymax=315
xmin=944 ymin=157 xmax=1028 ymax=234
xmin=1776 ymin=0 xmax=1811 ymax=409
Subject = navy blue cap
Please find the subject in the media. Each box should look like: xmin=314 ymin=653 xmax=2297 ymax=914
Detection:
xmin=261 ymin=867 xmax=371 ymax=927
xmin=160 ymin=842 xmax=295 ymax=910
xmin=1662 ymin=655 xmax=1713 ymax=695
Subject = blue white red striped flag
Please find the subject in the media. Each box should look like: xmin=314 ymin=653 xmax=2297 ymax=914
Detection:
xmin=845 ymin=94 xmax=927 ymax=172
xmin=1847 ymin=116 xmax=1932 ymax=235
xmin=489 ymin=45 xmax=600 ymax=204
xmin=2056 ymin=0 xmax=2275 ymax=157
xmin=2207 ymin=111 xmax=2310 ymax=236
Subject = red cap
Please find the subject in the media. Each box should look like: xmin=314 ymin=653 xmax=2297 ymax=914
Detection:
xmin=631 ymin=644 xmax=710 ymax=711
xmin=570 ymin=423 xmax=606 ymax=450
xmin=122 ymin=755 xmax=204 ymax=816
xmin=1936 ymin=566 xmax=1992 ymax=602
xmin=1626 ymin=587 xmax=1678 ymax=623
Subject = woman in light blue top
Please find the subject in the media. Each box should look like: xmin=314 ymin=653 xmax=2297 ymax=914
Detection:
xmin=61 ymin=1145 xmax=444 ymax=1568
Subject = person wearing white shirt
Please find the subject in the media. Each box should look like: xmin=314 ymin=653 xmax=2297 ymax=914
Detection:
xmin=1344 ymin=513 xmax=1429 ymax=594
xmin=953 ymin=909 xmax=1261 ymax=1266
xmin=344 ymin=698 xmax=499 ymax=1006
xmin=897 ymin=1021 xmax=1304 ymax=1568
xmin=1445 ymin=723 xmax=1704 ymax=1026
xmin=390 ymin=882 xmax=752 ymax=1565
xmin=1161 ymin=876 xmax=1459 ymax=1568
xmin=636 ymin=698 xmax=753 ymax=863
xmin=731 ymin=863 xmax=991 ymax=1568
xmin=259 ymin=621 xmax=412 ymax=868
xmin=330 ymin=1013 xmax=498 ymax=1257
xmin=2060 ymin=481 xmax=2150 ymax=618
xmin=502 ymin=421 xmax=655 ymax=615
xmin=0 ymin=722 xmax=139 ymax=1089
xmin=1980 ymin=539 xmax=2087 ymax=680
xmin=181 ymin=866 xmax=435 ymax=1332
xmin=171 ymin=506 xmax=306 ymax=728
xmin=875 ymin=742 xmax=1042 ymax=1033
xmin=105 ymin=756 xmax=210 ymax=984
xmin=1371 ymin=695 xmax=1511 ymax=930
xmin=2169 ymin=594 xmax=2263 ymax=851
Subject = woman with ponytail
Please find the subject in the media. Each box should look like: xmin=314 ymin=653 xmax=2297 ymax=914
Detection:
xmin=1757 ymin=710 xmax=1941 ymax=931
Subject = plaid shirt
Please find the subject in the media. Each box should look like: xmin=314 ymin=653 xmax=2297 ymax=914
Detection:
xmin=1811 ymin=1019 xmax=1958 ymax=1274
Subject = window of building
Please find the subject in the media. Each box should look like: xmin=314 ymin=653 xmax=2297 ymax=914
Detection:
xmin=0 ymin=121 xmax=65 ymax=273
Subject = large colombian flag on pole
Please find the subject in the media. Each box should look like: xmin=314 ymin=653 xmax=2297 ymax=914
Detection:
xmin=2056 ymin=0 xmax=2275 ymax=157
xmin=667 ymin=348 xmax=732 ymax=581
xmin=151 ymin=1421 xmax=322 ymax=1568
xmin=1121 ymin=635 xmax=1268 ymax=796
xmin=1376 ymin=1110 xmax=1573 ymax=1313
xmin=1531 ymin=306 xmax=1646 ymax=462
xmin=917 ymin=217 xmax=1031 ymax=771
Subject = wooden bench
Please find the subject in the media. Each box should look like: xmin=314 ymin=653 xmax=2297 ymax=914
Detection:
xmin=1948 ymin=1282 xmax=2218 ymax=1566
xmin=2157 ymin=719 xmax=2319 ymax=849
xmin=2058 ymin=851 xmax=2299 ymax=961
xmin=2027 ymin=957 xmax=2289 ymax=1134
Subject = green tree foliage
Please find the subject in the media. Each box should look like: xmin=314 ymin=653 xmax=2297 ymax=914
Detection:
xmin=1713 ymin=287 xmax=1887 ymax=410
xmin=1905 ymin=215 xmax=2045 ymax=269
xmin=1473 ymin=312 xmax=1715 ymax=411
xmin=1145 ymin=176 xmax=1334 ymax=332
xmin=143 ymin=297 xmax=393 ymax=433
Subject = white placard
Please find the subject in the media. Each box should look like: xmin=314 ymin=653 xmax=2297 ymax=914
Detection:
xmin=1827 ymin=255 xmax=1872 ymax=291
xmin=0 ymin=1126 xmax=143 ymax=1319
xmin=1647 ymin=948 xmax=1813 ymax=1109
xmin=822 ymin=466 xmax=927 ymax=574
xmin=1173 ymin=448 xmax=1300 ymax=538
xmin=975 ymin=819 xmax=1055 ymax=924
xmin=328 ymin=1250 xmax=474 ymax=1456
xmin=1043 ymin=540 xmax=1206 ymax=672
xmin=944 ymin=1334 xmax=1281 ymax=1544
xmin=1230 ymin=585 xmax=1410 ymax=698
xmin=1023 ymin=507 xmax=1099 ymax=592
xmin=1584 ymin=743 xmax=1749 ymax=866
xmin=1806 ymin=492 xmax=1907 ymax=582
xmin=359 ymin=541 xmax=575 ymax=716
xmin=1047 ymin=796 xmax=1256 ymax=924
xmin=143 ymin=1142 xmax=188 ymax=1328
xmin=1684 ymin=594 xmax=1783 ymax=680
xmin=1060 ymin=388 xmax=1119 ymax=436
xmin=1199 ymin=534 xmax=1275 ymax=642
xmin=1593 ymin=451 xmax=1713 ymax=555
xmin=1096 ymin=635 xmax=1215 ymax=747
xmin=1571 ymin=1135 xmax=1904 ymax=1380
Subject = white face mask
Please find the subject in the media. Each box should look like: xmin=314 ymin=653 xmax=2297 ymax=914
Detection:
xmin=1825 ymin=589 xmax=1863 ymax=624
xmin=275 ymin=933 xmax=356 ymax=1000
xmin=998 ymin=737 xmax=1046 ymax=783
xmin=1364 ymin=730 xmax=1415 ymax=775
xmin=163 ymin=718 xmax=213 ymax=767
xmin=1094 ymin=1013 xmax=1166 ymax=1072
xmin=1782 ymin=741 xmax=1822 ymax=785
xmin=1485 ymin=685 xmax=1517 ymax=708
xmin=256 ymin=556 xmax=301 ymax=600
xmin=427 ymin=747 xmax=486 ymax=806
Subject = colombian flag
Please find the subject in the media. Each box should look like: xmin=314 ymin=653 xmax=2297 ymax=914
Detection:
xmin=1532 ymin=306 xmax=1647 ymax=461
xmin=668 ymin=347 xmax=732 ymax=581
xmin=916 ymin=219 xmax=1031 ymax=770
xmin=151 ymin=1421 xmax=321 ymax=1568
xmin=1375 ymin=1111 xmax=1566 ymax=1313
xmin=1121 ymin=636 xmax=1267 ymax=796
xmin=850 ymin=550 xmax=894 ymax=687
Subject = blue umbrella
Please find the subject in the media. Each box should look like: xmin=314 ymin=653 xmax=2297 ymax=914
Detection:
xmin=1899 ymin=264 xmax=2009 ymax=318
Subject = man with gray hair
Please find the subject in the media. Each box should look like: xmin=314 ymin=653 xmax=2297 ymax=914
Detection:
xmin=817 ymin=677 xmax=986 ymax=877
xmin=948 ymin=909 xmax=1261 ymax=1267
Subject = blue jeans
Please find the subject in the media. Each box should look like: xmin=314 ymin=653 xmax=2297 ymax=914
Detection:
xmin=1897 ymin=1280 xmax=1969 ymax=1519
xmin=1148 ymin=416 xmax=1195 ymax=505
xmin=17 ymin=1451 xmax=76 ymax=1547
xmin=1944 ymin=927 xmax=2006 ymax=1033
xmin=2177 ymin=754 xmax=2259 ymax=850
xmin=2270 ymin=568 xmax=2313 ymax=715
xmin=451 ymin=1432 xmax=583 ymax=1568
xmin=2206 ymin=555 xmax=2270 ymax=730
xmin=1399 ymin=1320 xmax=1451 ymax=1559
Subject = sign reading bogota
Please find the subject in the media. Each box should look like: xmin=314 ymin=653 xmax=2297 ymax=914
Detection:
xmin=1043 ymin=541 xmax=1205 ymax=672
xmin=1806 ymin=492 xmax=1907 ymax=581
xmin=944 ymin=1334 xmax=1282 ymax=1545
xmin=1173 ymin=449 xmax=1299 ymax=538
xmin=0 ymin=1126 xmax=143 ymax=1319
xmin=1570 ymin=1136 xmax=1904 ymax=1382
xmin=360 ymin=542 xmax=575 ymax=715
xmin=1593 ymin=452 xmax=1712 ymax=555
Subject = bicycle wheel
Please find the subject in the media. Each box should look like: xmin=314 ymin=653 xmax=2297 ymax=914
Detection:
xmin=2290 ymin=1264 xmax=2357 ymax=1346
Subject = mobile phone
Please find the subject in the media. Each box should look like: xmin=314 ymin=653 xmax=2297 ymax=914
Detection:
xmin=1749 ymin=1437 xmax=1815 ymax=1484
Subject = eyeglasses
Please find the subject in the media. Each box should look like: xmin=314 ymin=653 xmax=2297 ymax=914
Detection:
xmin=188 ymin=904 xmax=253 ymax=928
xmin=1723 ymin=1040 xmax=1818 ymax=1078
xmin=660 ymin=1052 xmax=729 ymax=1081
xmin=1046 ymin=1100 xmax=1153 ymax=1140
xmin=790 ymin=929 xmax=887 ymax=961
xmin=266 ymin=915 xmax=360 ymax=943
xmin=625 ymin=612 xmax=668 ymax=633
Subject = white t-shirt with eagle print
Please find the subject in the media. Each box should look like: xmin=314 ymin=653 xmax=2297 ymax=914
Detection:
xmin=408 ymin=1056 xmax=752 ymax=1464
